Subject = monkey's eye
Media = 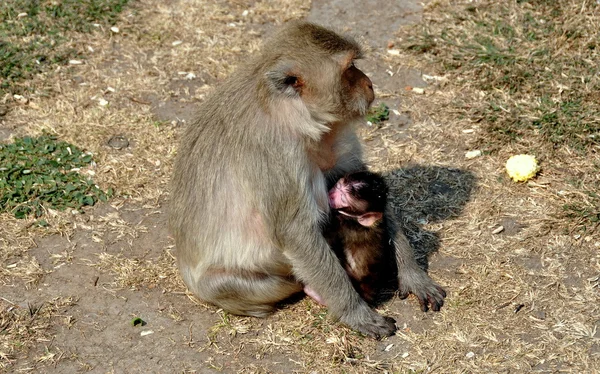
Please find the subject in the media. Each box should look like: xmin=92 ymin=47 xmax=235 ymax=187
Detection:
xmin=284 ymin=76 xmax=298 ymax=86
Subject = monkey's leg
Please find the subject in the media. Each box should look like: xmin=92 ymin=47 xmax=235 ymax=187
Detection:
xmin=386 ymin=209 xmax=446 ymax=312
xmin=195 ymin=269 xmax=303 ymax=318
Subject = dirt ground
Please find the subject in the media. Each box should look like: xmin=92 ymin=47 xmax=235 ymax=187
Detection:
xmin=1 ymin=0 xmax=599 ymax=373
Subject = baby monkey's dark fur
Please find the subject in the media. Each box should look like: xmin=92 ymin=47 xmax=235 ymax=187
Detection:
xmin=326 ymin=171 xmax=398 ymax=306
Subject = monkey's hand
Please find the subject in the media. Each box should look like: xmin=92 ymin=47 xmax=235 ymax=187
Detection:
xmin=398 ymin=271 xmax=446 ymax=312
xmin=339 ymin=303 xmax=397 ymax=339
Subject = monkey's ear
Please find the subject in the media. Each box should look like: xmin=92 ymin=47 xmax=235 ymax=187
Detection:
xmin=357 ymin=212 xmax=383 ymax=227
xmin=333 ymin=51 xmax=357 ymax=70
xmin=265 ymin=63 xmax=304 ymax=96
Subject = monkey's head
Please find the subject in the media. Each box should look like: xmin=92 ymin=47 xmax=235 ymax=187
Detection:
xmin=260 ymin=22 xmax=375 ymax=125
xmin=328 ymin=171 xmax=388 ymax=227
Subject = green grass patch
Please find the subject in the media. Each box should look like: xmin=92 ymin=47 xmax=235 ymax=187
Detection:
xmin=0 ymin=134 xmax=112 ymax=219
xmin=365 ymin=102 xmax=390 ymax=125
xmin=0 ymin=0 xmax=130 ymax=95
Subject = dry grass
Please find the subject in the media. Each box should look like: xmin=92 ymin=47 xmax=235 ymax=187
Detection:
xmin=1 ymin=0 xmax=599 ymax=372
xmin=1 ymin=297 xmax=77 ymax=367
xmin=397 ymin=0 xmax=600 ymax=231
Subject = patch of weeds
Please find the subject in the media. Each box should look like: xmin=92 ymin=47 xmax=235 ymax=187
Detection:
xmin=399 ymin=0 xmax=600 ymax=153
xmin=0 ymin=0 xmax=131 ymax=95
xmin=398 ymin=0 xmax=600 ymax=229
xmin=365 ymin=102 xmax=390 ymax=125
xmin=0 ymin=134 xmax=112 ymax=219
xmin=563 ymin=202 xmax=600 ymax=228
xmin=561 ymin=167 xmax=600 ymax=232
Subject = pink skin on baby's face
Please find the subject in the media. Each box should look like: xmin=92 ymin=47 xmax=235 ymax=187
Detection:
xmin=328 ymin=178 xmax=380 ymax=227
xmin=328 ymin=178 xmax=349 ymax=210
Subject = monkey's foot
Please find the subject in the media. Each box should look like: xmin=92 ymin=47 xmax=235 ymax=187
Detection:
xmin=303 ymin=286 xmax=326 ymax=305
xmin=398 ymin=271 xmax=446 ymax=312
xmin=340 ymin=303 xmax=397 ymax=339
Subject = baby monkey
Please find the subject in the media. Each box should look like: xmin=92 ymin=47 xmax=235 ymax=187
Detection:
xmin=306 ymin=171 xmax=398 ymax=306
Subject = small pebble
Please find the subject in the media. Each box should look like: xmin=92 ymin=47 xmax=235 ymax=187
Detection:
xmin=13 ymin=94 xmax=27 ymax=104
xmin=492 ymin=226 xmax=505 ymax=234
xmin=533 ymin=310 xmax=546 ymax=320
xmin=108 ymin=135 xmax=129 ymax=150
xmin=465 ymin=150 xmax=482 ymax=159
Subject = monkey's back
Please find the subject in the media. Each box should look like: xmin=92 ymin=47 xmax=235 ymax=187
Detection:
xmin=169 ymin=61 xmax=330 ymax=293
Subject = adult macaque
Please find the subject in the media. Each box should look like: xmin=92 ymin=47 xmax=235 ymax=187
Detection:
xmin=170 ymin=22 xmax=445 ymax=338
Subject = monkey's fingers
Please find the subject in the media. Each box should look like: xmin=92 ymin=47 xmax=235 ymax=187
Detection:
xmin=437 ymin=286 xmax=447 ymax=301
xmin=399 ymin=272 xmax=447 ymax=313
xmin=418 ymin=296 xmax=429 ymax=313
xmin=429 ymin=296 xmax=441 ymax=312
xmin=397 ymin=289 xmax=410 ymax=300
xmin=420 ymin=286 xmax=446 ymax=312
xmin=368 ymin=316 xmax=397 ymax=339
xmin=341 ymin=307 xmax=397 ymax=339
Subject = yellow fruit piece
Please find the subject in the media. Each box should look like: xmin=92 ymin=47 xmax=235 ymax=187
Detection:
xmin=506 ymin=154 xmax=539 ymax=182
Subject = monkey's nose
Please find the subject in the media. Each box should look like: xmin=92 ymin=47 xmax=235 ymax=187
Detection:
xmin=328 ymin=191 xmax=336 ymax=208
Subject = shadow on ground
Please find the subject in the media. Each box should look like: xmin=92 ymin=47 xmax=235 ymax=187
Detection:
xmin=386 ymin=165 xmax=477 ymax=270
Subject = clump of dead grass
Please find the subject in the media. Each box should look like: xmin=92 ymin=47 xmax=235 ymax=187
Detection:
xmin=0 ymin=297 xmax=76 ymax=369
xmin=202 ymin=303 xmax=396 ymax=373
xmin=89 ymin=251 xmax=180 ymax=291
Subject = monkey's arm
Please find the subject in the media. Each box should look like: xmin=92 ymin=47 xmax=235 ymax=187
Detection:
xmin=267 ymin=175 xmax=396 ymax=338
xmin=284 ymin=227 xmax=396 ymax=338
xmin=385 ymin=207 xmax=446 ymax=312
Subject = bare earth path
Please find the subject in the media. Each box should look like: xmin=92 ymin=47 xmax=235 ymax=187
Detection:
xmin=1 ymin=0 xmax=598 ymax=373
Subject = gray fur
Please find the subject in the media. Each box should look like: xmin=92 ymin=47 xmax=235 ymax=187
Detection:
xmin=170 ymin=22 xmax=443 ymax=338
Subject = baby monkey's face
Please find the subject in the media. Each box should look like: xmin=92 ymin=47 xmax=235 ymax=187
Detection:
xmin=328 ymin=171 xmax=388 ymax=227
